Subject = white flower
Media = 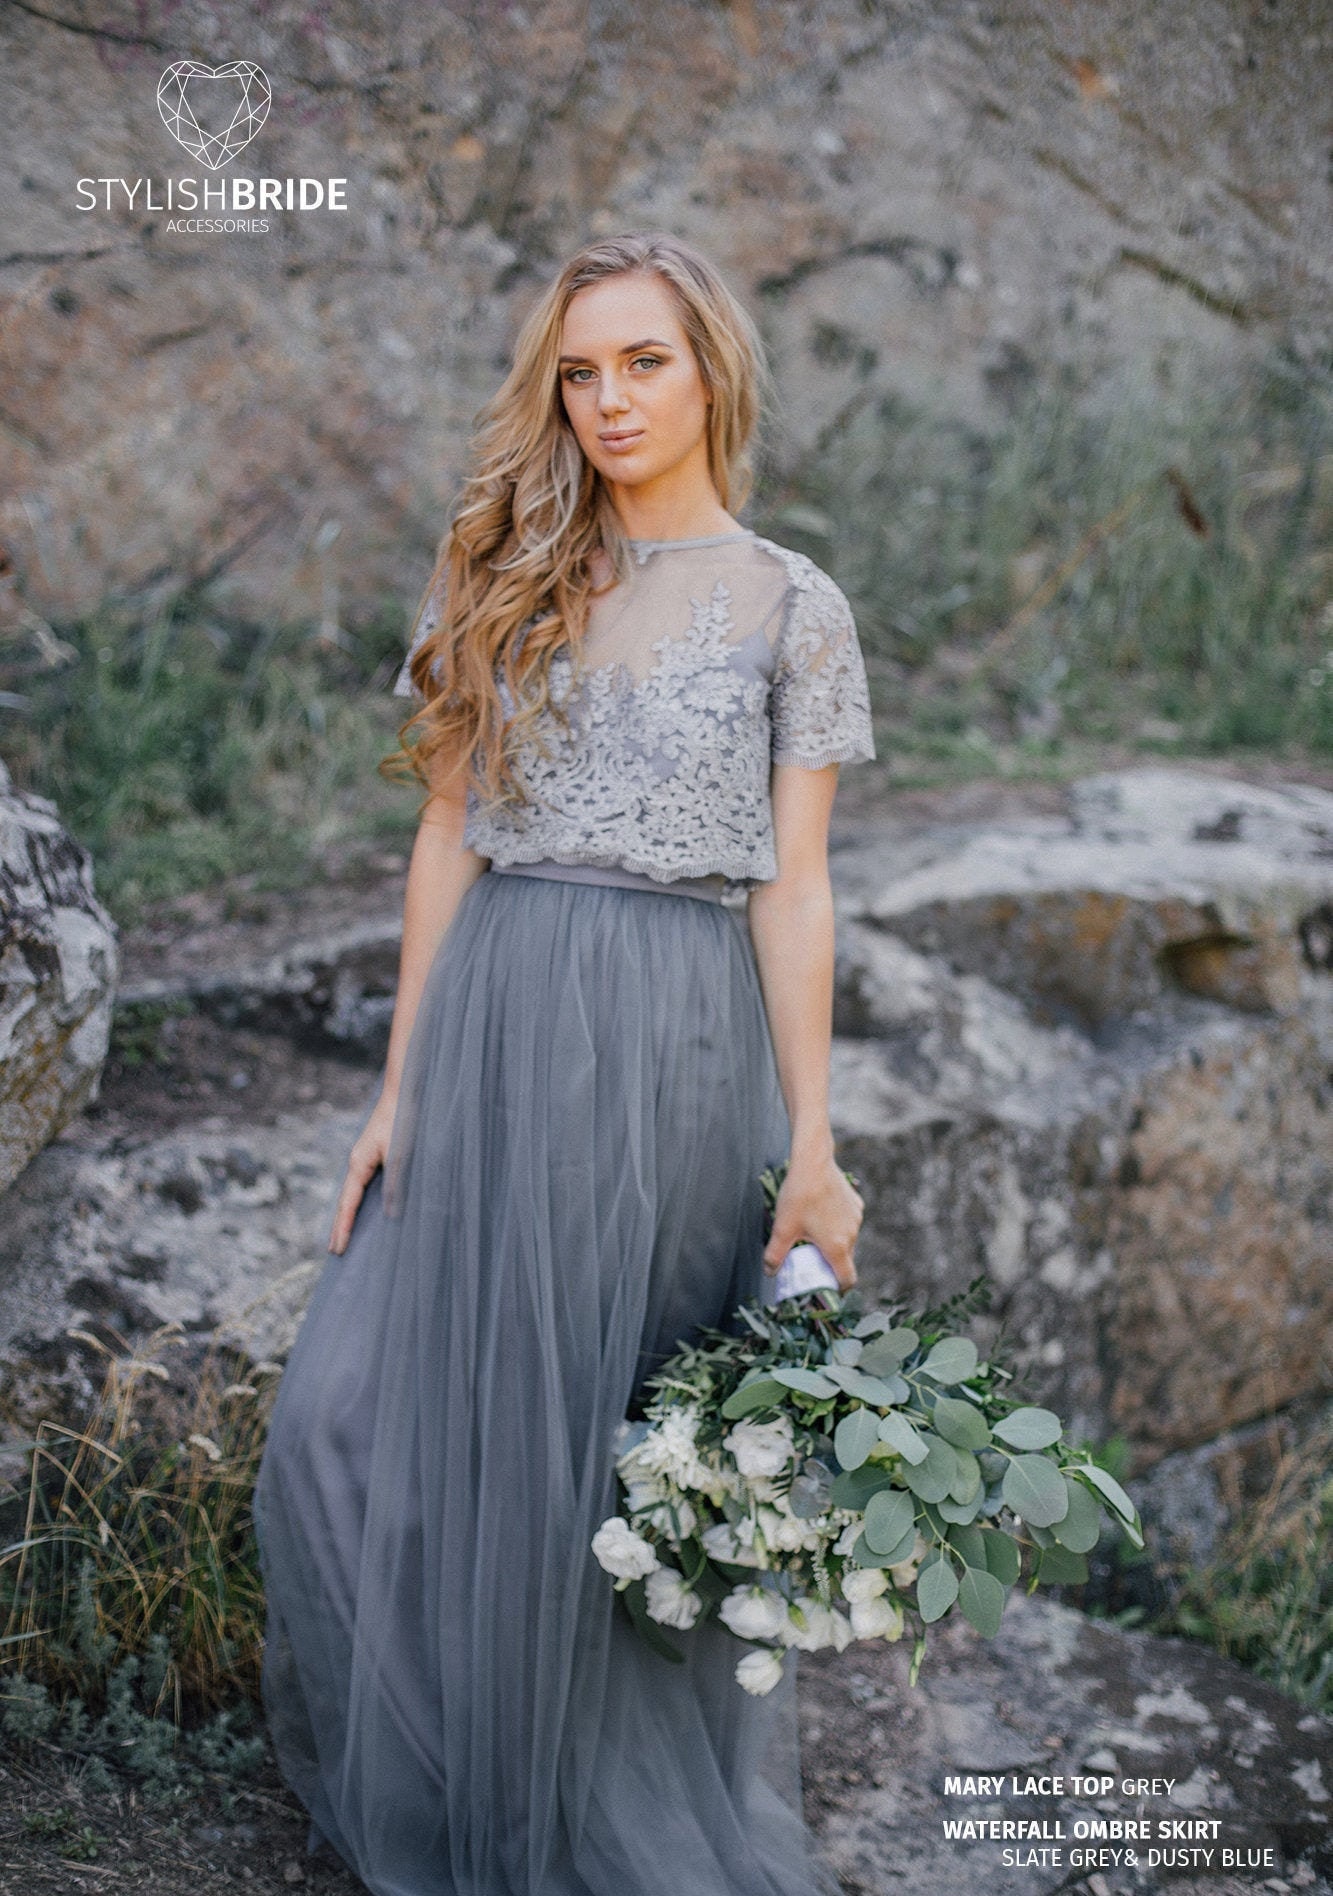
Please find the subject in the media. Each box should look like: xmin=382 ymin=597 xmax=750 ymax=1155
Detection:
xmin=624 ymin=1480 xmax=698 ymax=1544
xmin=591 ymin=1518 xmax=660 ymax=1581
xmin=701 ymin=1520 xmax=767 ymax=1569
xmin=691 ymin=1463 xmax=739 ymax=1505
xmin=735 ymin=1648 xmax=786 ymax=1696
xmin=644 ymin=1566 xmax=703 ymax=1630
xmin=778 ymin=1600 xmax=854 ymax=1653
xmin=839 ymin=1566 xmax=888 ymax=1605
xmin=623 ymin=1409 xmax=712 ymax=1491
xmin=850 ymin=1595 xmax=906 ymax=1642
xmin=623 ymin=1476 xmax=670 ymax=1511
xmin=724 ymin=1417 xmax=796 ymax=1480
xmin=756 ymin=1506 xmax=813 ymax=1554
xmin=890 ymin=1533 xmax=930 ymax=1591
xmin=832 ymin=1519 xmax=861 ymax=1557
xmin=719 ymin=1586 xmax=790 ymax=1642
xmin=657 ymin=1496 xmax=698 ymax=1541
xmin=701 ymin=1521 xmax=740 ymax=1562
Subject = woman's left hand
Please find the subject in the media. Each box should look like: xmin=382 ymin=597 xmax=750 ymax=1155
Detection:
xmin=763 ymin=1150 xmax=864 ymax=1290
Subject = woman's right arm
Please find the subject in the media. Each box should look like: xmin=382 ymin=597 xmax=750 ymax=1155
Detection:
xmin=327 ymin=754 xmax=490 ymax=1254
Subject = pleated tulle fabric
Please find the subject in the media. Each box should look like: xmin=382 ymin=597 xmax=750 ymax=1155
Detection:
xmin=251 ymin=869 xmax=842 ymax=1896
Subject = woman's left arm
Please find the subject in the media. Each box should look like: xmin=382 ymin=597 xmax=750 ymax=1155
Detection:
xmin=745 ymin=761 xmax=865 ymax=1288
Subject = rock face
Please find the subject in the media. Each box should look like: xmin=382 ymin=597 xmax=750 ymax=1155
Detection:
xmin=0 ymin=764 xmax=119 ymax=1193
xmin=120 ymin=916 xmax=403 ymax=1054
xmin=0 ymin=1099 xmax=366 ymax=1445
xmin=0 ymin=1 xmax=1328 ymax=625
xmin=831 ymin=769 xmax=1333 ymax=1468
xmin=801 ymin=1590 xmax=1333 ymax=1896
xmin=853 ymin=773 xmax=1333 ymax=1026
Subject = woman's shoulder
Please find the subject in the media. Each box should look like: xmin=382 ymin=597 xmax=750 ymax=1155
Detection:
xmin=743 ymin=533 xmax=858 ymax=630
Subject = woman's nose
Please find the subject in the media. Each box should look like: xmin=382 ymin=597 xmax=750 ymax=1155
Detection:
xmin=599 ymin=374 xmax=629 ymax=414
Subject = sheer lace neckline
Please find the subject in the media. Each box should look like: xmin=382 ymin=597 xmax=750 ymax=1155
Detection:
xmin=624 ymin=529 xmax=755 ymax=550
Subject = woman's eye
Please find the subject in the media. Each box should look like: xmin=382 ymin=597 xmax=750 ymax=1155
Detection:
xmin=563 ymin=356 xmax=663 ymax=384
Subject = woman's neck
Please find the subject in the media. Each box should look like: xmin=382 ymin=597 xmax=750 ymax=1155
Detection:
xmin=605 ymin=489 xmax=740 ymax=544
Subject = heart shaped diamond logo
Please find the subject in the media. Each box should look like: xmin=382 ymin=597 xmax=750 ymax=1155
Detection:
xmin=158 ymin=61 xmax=271 ymax=171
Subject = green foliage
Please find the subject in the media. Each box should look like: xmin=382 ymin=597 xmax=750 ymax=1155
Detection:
xmin=762 ymin=348 xmax=1333 ymax=775
xmin=19 ymin=1806 xmax=106 ymax=1859
xmin=0 ymin=1649 xmax=266 ymax=1806
xmin=601 ymin=1164 xmax=1144 ymax=1681
xmin=0 ymin=597 xmax=417 ymax=925
xmin=108 ymin=997 xmax=194 ymax=1069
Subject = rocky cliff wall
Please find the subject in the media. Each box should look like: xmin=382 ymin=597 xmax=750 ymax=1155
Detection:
xmin=0 ymin=0 xmax=1328 ymax=628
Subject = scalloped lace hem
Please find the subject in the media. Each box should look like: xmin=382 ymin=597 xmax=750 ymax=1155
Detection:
xmin=771 ymin=740 xmax=877 ymax=769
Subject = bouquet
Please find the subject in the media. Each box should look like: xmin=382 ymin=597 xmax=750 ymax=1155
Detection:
xmin=591 ymin=1164 xmax=1143 ymax=1696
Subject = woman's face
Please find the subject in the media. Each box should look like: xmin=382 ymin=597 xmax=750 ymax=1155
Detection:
xmin=558 ymin=271 xmax=714 ymax=506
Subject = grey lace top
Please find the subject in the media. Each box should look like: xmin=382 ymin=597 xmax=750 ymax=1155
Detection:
xmin=392 ymin=528 xmax=876 ymax=893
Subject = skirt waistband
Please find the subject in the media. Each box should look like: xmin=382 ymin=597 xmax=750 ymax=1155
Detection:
xmin=489 ymin=859 xmax=729 ymax=904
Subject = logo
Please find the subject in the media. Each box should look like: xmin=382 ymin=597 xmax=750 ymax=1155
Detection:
xmin=75 ymin=59 xmax=344 ymax=234
xmin=157 ymin=60 xmax=271 ymax=170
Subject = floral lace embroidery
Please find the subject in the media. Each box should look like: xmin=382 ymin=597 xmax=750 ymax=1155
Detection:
xmin=395 ymin=537 xmax=875 ymax=891
xmin=762 ymin=542 xmax=876 ymax=769
xmin=468 ymin=577 xmax=773 ymax=883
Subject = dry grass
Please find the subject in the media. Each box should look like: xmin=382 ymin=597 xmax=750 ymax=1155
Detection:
xmin=1164 ymin=1408 xmax=1333 ymax=1713
xmin=0 ymin=1324 xmax=276 ymax=1723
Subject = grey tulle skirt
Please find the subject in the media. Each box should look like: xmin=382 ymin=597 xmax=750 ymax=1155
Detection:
xmin=251 ymin=861 xmax=840 ymax=1896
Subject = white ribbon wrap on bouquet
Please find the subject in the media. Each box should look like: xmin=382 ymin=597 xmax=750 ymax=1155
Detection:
xmin=761 ymin=1241 xmax=841 ymax=1305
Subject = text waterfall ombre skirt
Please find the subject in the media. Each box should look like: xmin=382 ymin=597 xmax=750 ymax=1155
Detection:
xmin=250 ymin=860 xmax=842 ymax=1896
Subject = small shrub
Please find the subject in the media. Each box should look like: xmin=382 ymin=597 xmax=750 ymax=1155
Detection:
xmin=1158 ymin=1411 xmax=1333 ymax=1715
xmin=0 ymin=1324 xmax=277 ymax=1721
xmin=108 ymin=998 xmax=195 ymax=1070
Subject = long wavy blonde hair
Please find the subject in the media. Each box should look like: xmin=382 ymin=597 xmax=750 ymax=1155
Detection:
xmin=382 ymin=230 xmax=774 ymax=807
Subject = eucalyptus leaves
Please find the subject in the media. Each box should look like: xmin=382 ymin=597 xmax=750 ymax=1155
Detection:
xmin=592 ymin=1236 xmax=1142 ymax=1695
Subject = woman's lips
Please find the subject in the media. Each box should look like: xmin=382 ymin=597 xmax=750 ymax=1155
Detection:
xmin=599 ymin=430 xmax=643 ymax=453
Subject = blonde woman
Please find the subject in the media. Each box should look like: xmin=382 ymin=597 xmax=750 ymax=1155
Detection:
xmin=253 ymin=230 xmax=875 ymax=1896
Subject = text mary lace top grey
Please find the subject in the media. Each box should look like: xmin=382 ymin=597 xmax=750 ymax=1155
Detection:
xmin=393 ymin=529 xmax=876 ymax=893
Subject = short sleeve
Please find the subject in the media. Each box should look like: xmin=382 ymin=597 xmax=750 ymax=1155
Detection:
xmin=392 ymin=581 xmax=445 ymax=702
xmin=769 ymin=567 xmax=876 ymax=769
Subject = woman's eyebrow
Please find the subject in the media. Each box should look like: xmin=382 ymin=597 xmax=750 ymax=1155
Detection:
xmin=557 ymin=338 xmax=675 ymax=364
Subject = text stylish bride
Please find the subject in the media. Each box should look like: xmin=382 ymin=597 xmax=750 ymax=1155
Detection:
xmin=252 ymin=228 xmax=875 ymax=1896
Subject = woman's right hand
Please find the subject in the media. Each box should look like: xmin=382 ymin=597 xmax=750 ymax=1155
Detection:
xmin=328 ymin=1089 xmax=399 ymax=1255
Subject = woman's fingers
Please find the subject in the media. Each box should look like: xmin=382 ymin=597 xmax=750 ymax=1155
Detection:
xmin=830 ymin=1245 xmax=858 ymax=1291
xmin=325 ymin=1095 xmax=398 ymax=1256
xmin=327 ymin=1146 xmax=380 ymax=1254
xmin=327 ymin=1177 xmax=362 ymax=1256
xmin=835 ymin=1188 xmax=863 ymax=1287
xmin=762 ymin=1206 xmax=803 ymax=1270
xmin=765 ymin=1169 xmax=864 ymax=1286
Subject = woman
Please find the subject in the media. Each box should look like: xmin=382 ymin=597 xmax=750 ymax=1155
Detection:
xmin=252 ymin=230 xmax=876 ymax=1896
